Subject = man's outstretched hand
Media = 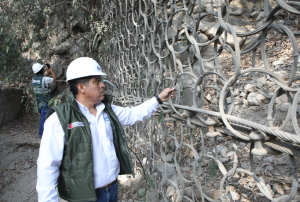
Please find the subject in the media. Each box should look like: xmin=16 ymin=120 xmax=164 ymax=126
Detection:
xmin=158 ymin=88 xmax=175 ymax=102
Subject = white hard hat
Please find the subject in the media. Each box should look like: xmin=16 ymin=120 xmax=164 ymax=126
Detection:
xmin=32 ymin=63 xmax=44 ymax=73
xmin=66 ymin=57 xmax=107 ymax=81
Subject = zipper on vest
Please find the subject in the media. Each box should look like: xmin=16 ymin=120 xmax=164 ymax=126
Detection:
xmin=67 ymin=163 xmax=72 ymax=189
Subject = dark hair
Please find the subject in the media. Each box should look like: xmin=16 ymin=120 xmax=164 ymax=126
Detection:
xmin=68 ymin=76 xmax=94 ymax=96
xmin=36 ymin=68 xmax=44 ymax=75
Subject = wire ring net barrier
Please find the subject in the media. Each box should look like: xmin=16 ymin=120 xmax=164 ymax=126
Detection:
xmin=96 ymin=0 xmax=300 ymax=201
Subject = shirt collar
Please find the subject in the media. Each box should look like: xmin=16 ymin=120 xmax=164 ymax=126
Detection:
xmin=75 ymin=99 xmax=104 ymax=114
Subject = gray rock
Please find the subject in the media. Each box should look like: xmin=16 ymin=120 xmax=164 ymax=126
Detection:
xmin=247 ymin=93 xmax=265 ymax=106
xmin=240 ymin=92 xmax=246 ymax=97
xmin=196 ymin=33 xmax=208 ymax=43
xmin=244 ymin=84 xmax=258 ymax=93
xmin=165 ymin=153 xmax=173 ymax=162
xmin=57 ymin=30 xmax=70 ymax=43
xmin=273 ymin=59 xmax=284 ymax=66
xmin=231 ymin=7 xmax=243 ymax=16
xmin=215 ymin=145 xmax=228 ymax=157
xmin=256 ymin=19 xmax=266 ymax=28
xmin=52 ymin=62 xmax=65 ymax=79
xmin=169 ymin=140 xmax=176 ymax=152
xmin=199 ymin=21 xmax=215 ymax=33
xmin=277 ymin=20 xmax=285 ymax=25
xmin=0 ymin=184 xmax=2 ymax=190
xmin=52 ymin=46 xmax=68 ymax=55
xmin=212 ymin=98 xmax=218 ymax=105
xmin=250 ymin=10 xmax=261 ymax=18
xmin=8 ymin=162 xmax=16 ymax=170
xmin=256 ymin=12 xmax=266 ymax=21
xmin=241 ymin=162 xmax=248 ymax=170
xmin=233 ymin=89 xmax=240 ymax=96
xmin=206 ymin=94 xmax=212 ymax=101
xmin=275 ymin=94 xmax=288 ymax=105
xmin=228 ymin=16 xmax=250 ymax=27
xmin=266 ymin=165 xmax=274 ymax=171
xmin=200 ymin=43 xmax=221 ymax=60
xmin=263 ymin=155 xmax=274 ymax=163
xmin=221 ymin=25 xmax=247 ymax=47
xmin=146 ymin=188 xmax=159 ymax=202
xmin=205 ymin=4 xmax=217 ymax=13
xmin=155 ymin=162 xmax=175 ymax=178
xmin=205 ymin=24 xmax=219 ymax=39
xmin=228 ymin=191 xmax=239 ymax=201
xmin=5 ymin=172 xmax=12 ymax=182
xmin=226 ymin=97 xmax=232 ymax=104
xmin=257 ymin=77 xmax=266 ymax=85
xmin=166 ymin=185 xmax=176 ymax=197
xmin=220 ymin=157 xmax=229 ymax=163
xmin=239 ymin=142 xmax=246 ymax=147
xmin=151 ymin=172 xmax=159 ymax=180
xmin=2 ymin=171 xmax=8 ymax=178
xmin=24 ymin=163 xmax=31 ymax=170
xmin=280 ymin=103 xmax=290 ymax=112
xmin=138 ymin=188 xmax=146 ymax=197
xmin=193 ymin=5 xmax=206 ymax=13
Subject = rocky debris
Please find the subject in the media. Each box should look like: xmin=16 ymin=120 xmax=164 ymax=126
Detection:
xmin=212 ymin=98 xmax=218 ymax=105
xmin=206 ymin=94 xmax=212 ymax=101
xmin=231 ymin=7 xmax=243 ymax=16
xmin=275 ymin=94 xmax=288 ymax=105
xmin=273 ymin=59 xmax=285 ymax=66
xmin=138 ymin=188 xmax=146 ymax=197
xmin=213 ymin=145 xmax=228 ymax=157
xmin=8 ymin=162 xmax=16 ymax=170
xmin=165 ymin=153 xmax=174 ymax=162
xmin=233 ymin=89 xmax=240 ymax=96
xmin=184 ymin=187 xmax=221 ymax=200
xmin=169 ymin=140 xmax=176 ymax=152
xmin=280 ymin=103 xmax=290 ymax=112
xmin=256 ymin=12 xmax=266 ymax=21
xmin=244 ymin=84 xmax=258 ymax=93
xmin=263 ymin=155 xmax=275 ymax=163
xmin=155 ymin=162 xmax=175 ymax=178
xmin=166 ymin=185 xmax=176 ymax=197
xmin=250 ymin=10 xmax=261 ymax=18
xmin=240 ymin=92 xmax=246 ymax=97
xmin=247 ymin=92 xmax=265 ymax=106
xmin=146 ymin=188 xmax=159 ymax=202
xmin=228 ymin=191 xmax=239 ymax=201
xmin=241 ymin=162 xmax=248 ymax=170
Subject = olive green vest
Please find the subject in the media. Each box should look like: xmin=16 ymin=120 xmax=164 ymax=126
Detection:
xmin=46 ymin=94 xmax=134 ymax=202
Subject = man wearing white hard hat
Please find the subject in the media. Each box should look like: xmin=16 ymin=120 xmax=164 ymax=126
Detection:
xmin=36 ymin=57 xmax=175 ymax=202
xmin=32 ymin=63 xmax=57 ymax=139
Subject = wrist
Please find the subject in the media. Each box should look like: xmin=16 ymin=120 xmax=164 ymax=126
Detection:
xmin=155 ymin=95 xmax=163 ymax=104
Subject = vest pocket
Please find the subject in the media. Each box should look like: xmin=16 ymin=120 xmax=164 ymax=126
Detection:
xmin=67 ymin=163 xmax=72 ymax=189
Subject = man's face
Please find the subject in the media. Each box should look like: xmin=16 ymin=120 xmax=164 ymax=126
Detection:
xmin=83 ymin=76 xmax=106 ymax=103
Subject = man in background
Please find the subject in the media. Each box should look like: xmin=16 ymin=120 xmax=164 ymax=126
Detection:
xmin=32 ymin=63 xmax=57 ymax=138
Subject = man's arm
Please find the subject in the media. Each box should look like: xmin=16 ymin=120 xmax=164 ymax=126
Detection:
xmin=112 ymin=88 xmax=175 ymax=126
xmin=36 ymin=113 xmax=65 ymax=202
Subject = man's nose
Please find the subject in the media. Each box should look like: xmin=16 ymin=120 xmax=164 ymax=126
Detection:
xmin=100 ymin=82 xmax=105 ymax=88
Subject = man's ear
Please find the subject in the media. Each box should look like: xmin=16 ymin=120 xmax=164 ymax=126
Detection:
xmin=77 ymin=83 xmax=86 ymax=94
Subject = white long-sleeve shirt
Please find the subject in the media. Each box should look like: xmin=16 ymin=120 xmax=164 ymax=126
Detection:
xmin=36 ymin=97 xmax=159 ymax=202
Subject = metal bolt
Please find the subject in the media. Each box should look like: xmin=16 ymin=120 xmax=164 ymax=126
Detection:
xmin=250 ymin=130 xmax=267 ymax=156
